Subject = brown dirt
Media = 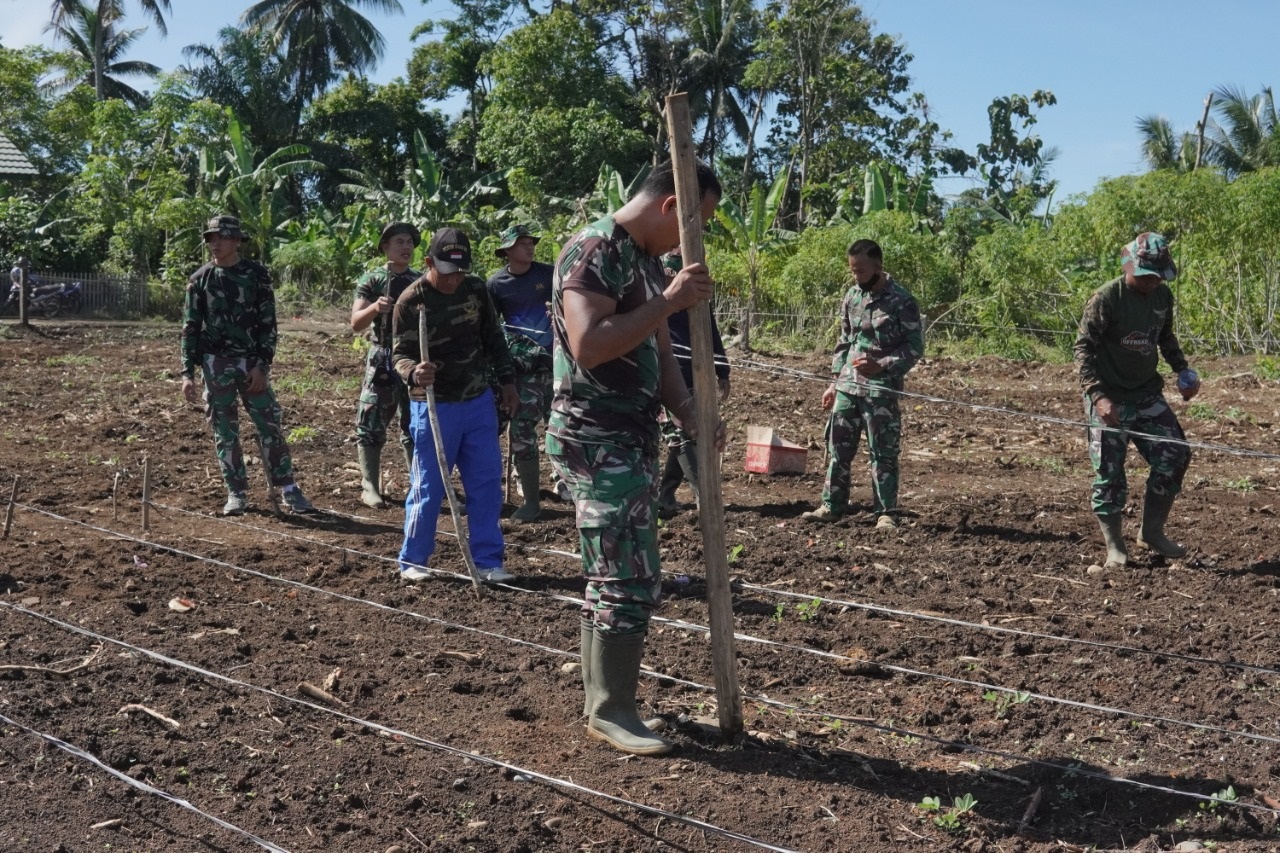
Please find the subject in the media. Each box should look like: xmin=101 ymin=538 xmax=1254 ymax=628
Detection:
xmin=3 ymin=322 xmax=1280 ymax=853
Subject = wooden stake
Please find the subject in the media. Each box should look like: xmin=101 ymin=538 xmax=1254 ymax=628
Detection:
xmin=418 ymin=299 xmax=484 ymax=597
xmin=141 ymin=456 xmax=151 ymax=531
xmin=665 ymin=92 xmax=743 ymax=739
xmin=112 ymin=471 xmax=120 ymax=521
xmin=3 ymin=475 xmax=16 ymax=539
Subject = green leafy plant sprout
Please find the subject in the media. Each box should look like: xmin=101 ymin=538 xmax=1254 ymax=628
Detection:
xmin=795 ymin=598 xmax=822 ymax=622
xmin=45 ymin=354 xmax=101 ymax=368
xmin=918 ymin=794 xmax=977 ymax=833
xmin=771 ymin=603 xmax=786 ymax=623
xmin=1255 ymin=355 xmax=1280 ymax=381
xmin=727 ymin=543 xmax=745 ymax=564
xmin=288 ymin=426 xmax=318 ymax=444
xmin=982 ymin=689 xmax=1031 ymax=719
xmin=1200 ymin=785 xmax=1238 ymax=816
xmin=1223 ymin=476 xmax=1256 ymax=493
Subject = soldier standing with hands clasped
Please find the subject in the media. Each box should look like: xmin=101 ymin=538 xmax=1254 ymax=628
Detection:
xmin=803 ymin=239 xmax=923 ymax=530
xmin=180 ymin=214 xmax=315 ymax=516
xmin=1075 ymin=232 xmax=1199 ymax=571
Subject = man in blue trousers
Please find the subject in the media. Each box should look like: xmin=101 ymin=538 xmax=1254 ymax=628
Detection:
xmin=391 ymin=228 xmax=518 ymax=583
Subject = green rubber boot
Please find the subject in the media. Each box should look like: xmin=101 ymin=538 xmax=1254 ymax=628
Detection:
xmin=1096 ymin=513 xmax=1127 ymax=569
xmin=511 ymin=457 xmax=542 ymax=523
xmin=580 ymin=618 xmax=595 ymax=719
xmin=1137 ymin=493 xmax=1187 ymax=558
xmin=588 ymin=630 xmax=672 ymax=755
xmin=357 ymin=445 xmax=386 ymax=509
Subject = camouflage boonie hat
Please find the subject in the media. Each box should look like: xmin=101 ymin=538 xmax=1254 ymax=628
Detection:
xmin=379 ymin=221 xmax=421 ymax=249
xmin=202 ymin=215 xmax=245 ymax=240
xmin=1121 ymin=232 xmax=1177 ymax=281
xmin=495 ymin=224 xmax=540 ymax=257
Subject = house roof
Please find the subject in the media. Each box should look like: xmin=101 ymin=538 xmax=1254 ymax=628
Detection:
xmin=0 ymin=132 xmax=38 ymax=176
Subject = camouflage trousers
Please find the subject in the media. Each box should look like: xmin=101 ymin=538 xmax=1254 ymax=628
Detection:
xmin=201 ymin=354 xmax=296 ymax=495
xmin=509 ymin=370 xmax=552 ymax=464
xmin=1084 ymin=392 xmax=1190 ymax=516
xmin=354 ymin=347 xmax=411 ymax=453
xmin=822 ymin=390 xmax=901 ymax=514
xmin=547 ymin=434 xmax=661 ymax=637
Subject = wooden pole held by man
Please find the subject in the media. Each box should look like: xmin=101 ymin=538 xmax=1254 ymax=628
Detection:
xmin=664 ymin=92 xmax=743 ymax=739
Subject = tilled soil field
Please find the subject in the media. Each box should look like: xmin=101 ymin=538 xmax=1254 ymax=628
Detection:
xmin=3 ymin=322 xmax=1280 ymax=853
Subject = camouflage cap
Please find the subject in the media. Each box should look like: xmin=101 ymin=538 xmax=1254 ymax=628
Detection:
xmin=379 ymin=221 xmax=421 ymax=249
xmin=494 ymin=224 xmax=540 ymax=257
xmin=1121 ymin=232 xmax=1177 ymax=281
xmin=428 ymin=227 xmax=471 ymax=274
xmin=202 ymin=215 xmax=245 ymax=240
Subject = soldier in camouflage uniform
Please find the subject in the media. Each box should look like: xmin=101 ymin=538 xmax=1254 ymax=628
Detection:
xmin=657 ymin=249 xmax=730 ymax=516
xmin=180 ymin=215 xmax=315 ymax=516
xmin=485 ymin=225 xmax=558 ymax=522
xmin=350 ymin=222 xmax=421 ymax=509
xmin=392 ymin=228 xmax=518 ymax=585
xmin=803 ymin=239 xmax=923 ymax=530
xmin=548 ymin=160 xmax=722 ymax=756
xmin=1075 ymin=232 xmax=1200 ymax=570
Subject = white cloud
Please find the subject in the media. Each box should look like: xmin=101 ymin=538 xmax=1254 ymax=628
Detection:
xmin=2 ymin=0 xmax=53 ymax=49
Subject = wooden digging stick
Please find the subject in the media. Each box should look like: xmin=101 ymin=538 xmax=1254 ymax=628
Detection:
xmin=665 ymin=92 xmax=743 ymax=739
xmin=418 ymin=300 xmax=484 ymax=597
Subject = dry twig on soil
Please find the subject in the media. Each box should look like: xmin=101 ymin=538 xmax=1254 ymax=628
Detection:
xmin=118 ymin=703 xmax=181 ymax=729
xmin=0 ymin=644 xmax=103 ymax=676
xmin=298 ymin=681 xmax=348 ymax=707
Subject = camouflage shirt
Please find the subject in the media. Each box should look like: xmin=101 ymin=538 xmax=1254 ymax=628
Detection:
xmin=549 ymin=216 xmax=666 ymax=450
xmin=831 ymin=273 xmax=924 ymax=398
xmin=354 ymin=266 xmax=420 ymax=350
xmin=505 ymin=330 xmax=552 ymax=377
xmin=180 ymin=258 xmax=277 ymax=379
xmin=391 ymin=275 xmax=514 ymax=403
xmin=1074 ymin=276 xmax=1188 ymax=404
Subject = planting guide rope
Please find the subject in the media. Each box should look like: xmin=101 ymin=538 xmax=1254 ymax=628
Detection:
xmin=0 ymin=710 xmax=291 ymax=853
xmin=147 ymin=491 xmax=1280 ymax=676
xmin=136 ymin=498 xmax=1280 ymax=740
xmin=0 ymin=602 xmax=802 ymax=853
xmin=10 ymin=503 xmax=1280 ymax=819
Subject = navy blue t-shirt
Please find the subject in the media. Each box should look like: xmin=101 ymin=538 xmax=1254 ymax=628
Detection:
xmin=485 ymin=261 xmax=554 ymax=351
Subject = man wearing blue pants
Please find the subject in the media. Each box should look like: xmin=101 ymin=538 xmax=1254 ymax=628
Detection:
xmin=391 ymin=228 xmax=518 ymax=583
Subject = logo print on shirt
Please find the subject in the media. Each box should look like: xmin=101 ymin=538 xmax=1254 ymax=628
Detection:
xmin=1120 ymin=331 xmax=1154 ymax=355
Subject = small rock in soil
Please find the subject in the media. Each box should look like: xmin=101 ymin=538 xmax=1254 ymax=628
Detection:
xmin=1086 ymin=564 xmax=1105 ymax=576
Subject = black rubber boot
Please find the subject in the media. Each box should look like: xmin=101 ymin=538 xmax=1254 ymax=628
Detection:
xmin=1137 ymin=494 xmax=1187 ymax=557
xmin=675 ymin=443 xmax=701 ymax=508
xmin=1096 ymin=514 xmax=1127 ymax=569
xmin=588 ymin=630 xmax=672 ymax=755
xmin=657 ymin=449 xmax=684 ymax=512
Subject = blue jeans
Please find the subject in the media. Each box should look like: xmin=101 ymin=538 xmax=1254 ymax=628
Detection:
xmin=399 ymin=390 xmax=504 ymax=572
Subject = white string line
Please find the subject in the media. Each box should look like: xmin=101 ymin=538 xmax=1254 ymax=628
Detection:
xmin=0 ymin=603 xmax=803 ymax=853
xmin=150 ymin=498 xmax=1280 ymax=681
xmin=720 ymin=354 xmax=1280 ymax=460
xmin=20 ymin=502 xmax=1280 ymax=751
xmin=0 ymin=710 xmax=291 ymax=853
xmin=4 ymin=603 xmax=1271 ymax=826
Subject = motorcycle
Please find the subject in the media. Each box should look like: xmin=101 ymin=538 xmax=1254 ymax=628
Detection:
xmin=56 ymin=281 xmax=83 ymax=314
xmin=1 ymin=280 xmax=64 ymax=318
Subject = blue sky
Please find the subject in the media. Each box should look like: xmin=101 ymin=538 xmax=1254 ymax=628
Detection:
xmin=5 ymin=0 xmax=1276 ymax=204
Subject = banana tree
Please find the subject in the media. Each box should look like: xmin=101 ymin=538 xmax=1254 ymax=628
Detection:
xmin=196 ymin=108 xmax=322 ymax=261
xmin=711 ymin=166 xmax=796 ymax=351
xmin=339 ymin=129 xmax=502 ymax=234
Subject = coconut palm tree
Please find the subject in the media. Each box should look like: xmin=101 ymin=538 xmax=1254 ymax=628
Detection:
xmin=181 ymin=27 xmax=300 ymax=151
xmin=1205 ymin=85 xmax=1280 ymax=177
xmin=1135 ymin=115 xmax=1196 ymax=173
xmin=49 ymin=0 xmax=172 ymax=37
xmin=681 ymin=0 xmax=757 ymax=161
xmin=239 ymin=0 xmax=404 ymax=108
xmin=44 ymin=0 xmax=160 ymax=107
